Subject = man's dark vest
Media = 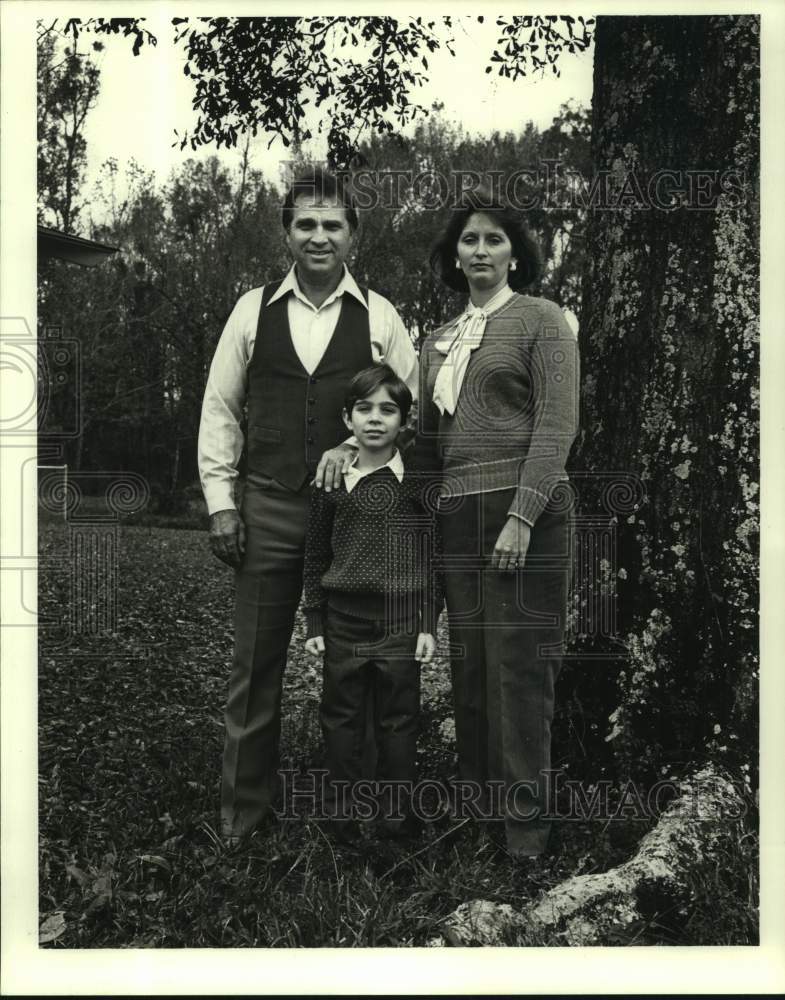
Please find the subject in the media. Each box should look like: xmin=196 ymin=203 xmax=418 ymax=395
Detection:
xmin=246 ymin=279 xmax=373 ymax=491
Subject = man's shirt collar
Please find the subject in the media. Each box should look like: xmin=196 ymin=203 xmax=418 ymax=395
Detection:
xmin=268 ymin=265 xmax=368 ymax=312
xmin=343 ymin=449 xmax=404 ymax=493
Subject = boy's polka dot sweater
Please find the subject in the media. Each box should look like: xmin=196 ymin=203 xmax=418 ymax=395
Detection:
xmin=303 ymin=465 xmax=444 ymax=638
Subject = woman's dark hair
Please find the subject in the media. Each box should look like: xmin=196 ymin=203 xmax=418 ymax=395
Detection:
xmin=281 ymin=166 xmax=359 ymax=231
xmin=429 ymin=187 xmax=541 ymax=293
xmin=344 ymin=364 xmax=412 ymax=425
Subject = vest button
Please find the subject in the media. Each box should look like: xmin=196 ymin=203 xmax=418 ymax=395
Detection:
xmin=309 ymin=377 xmax=318 ymax=385
xmin=307 ymin=417 xmax=316 ymax=424
xmin=307 ymin=437 xmax=315 ymax=444
xmin=308 ymin=397 xmax=316 ymax=405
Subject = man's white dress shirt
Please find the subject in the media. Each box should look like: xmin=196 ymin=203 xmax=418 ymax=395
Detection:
xmin=198 ymin=266 xmax=418 ymax=514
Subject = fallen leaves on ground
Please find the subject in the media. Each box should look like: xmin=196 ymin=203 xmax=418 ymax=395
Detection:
xmin=38 ymin=519 xmax=660 ymax=947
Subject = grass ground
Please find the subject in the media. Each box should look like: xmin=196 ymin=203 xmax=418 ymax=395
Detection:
xmin=37 ymin=518 xmax=758 ymax=947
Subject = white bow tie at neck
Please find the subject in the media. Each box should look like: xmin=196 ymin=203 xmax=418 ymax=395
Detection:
xmin=432 ymin=308 xmax=488 ymax=416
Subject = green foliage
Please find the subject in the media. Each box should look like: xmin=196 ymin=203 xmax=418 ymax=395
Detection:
xmin=59 ymin=15 xmax=589 ymax=166
xmin=38 ymin=150 xmax=287 ymax=495
xmin=678 ymin=816 xmax=759 ymax=944
xmin=37 ymin=25 xmax=102 ymax=231
xmin=488 ymin=15 xmax=595 ymax=80
xmin=62 ymin=16 xmax=157 ymax=57
xmin=167 ymin=15 xmax=592 ymax=164
xmin=170 ymin=16 xmax=455 ymax=167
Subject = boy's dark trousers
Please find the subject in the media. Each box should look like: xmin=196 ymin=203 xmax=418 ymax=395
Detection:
xmin=320 ymin=607 xmax=421 ymax=824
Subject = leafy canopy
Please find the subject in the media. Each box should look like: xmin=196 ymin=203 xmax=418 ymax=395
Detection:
xmin=61 ymin=16 xmax=594 ymax=166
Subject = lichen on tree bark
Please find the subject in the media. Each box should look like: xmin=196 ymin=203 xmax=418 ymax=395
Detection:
xmin=439 ymin=766 xmax=745 ymax=946
xmin=575 ymin=15 xmax=759 ymax=773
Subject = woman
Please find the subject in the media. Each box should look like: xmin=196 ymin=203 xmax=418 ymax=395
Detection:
xmin=417 ymin=189 xmax=579 ymax=859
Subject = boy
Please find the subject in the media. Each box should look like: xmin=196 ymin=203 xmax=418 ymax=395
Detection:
xmin=303 ymin=364 xmax=443 ymax=839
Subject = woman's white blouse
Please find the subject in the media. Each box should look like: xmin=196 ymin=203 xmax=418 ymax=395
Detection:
xmin=431 ymin=284 xmax=515 ymax=416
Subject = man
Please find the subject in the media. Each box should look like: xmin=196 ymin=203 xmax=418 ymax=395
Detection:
xmin=198 ymin=168 xmax=418 ymax=842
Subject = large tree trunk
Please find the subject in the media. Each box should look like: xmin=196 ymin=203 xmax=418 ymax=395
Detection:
xmin=574 ymin=15 xmax=759 ymax=773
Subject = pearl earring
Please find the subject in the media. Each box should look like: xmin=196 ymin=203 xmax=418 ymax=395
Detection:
xmin=455 ymin=259 xmax=461 ymax=269
xmin=510 ymin=260 xmax=518 ymax=271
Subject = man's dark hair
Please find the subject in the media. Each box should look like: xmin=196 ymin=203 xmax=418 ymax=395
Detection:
xmin=429 ymin=186 xmax=541 ymax=293
xmin=344 ymin=364 xmax=412 ymax=425
xmin=281 ymin=166 xmax=359 ymax=231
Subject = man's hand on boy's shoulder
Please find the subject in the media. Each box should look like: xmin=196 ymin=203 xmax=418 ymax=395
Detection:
xmin=314 ymin=442 xmax=358 ymax=492
xmin=415 ymin=632 xmax=436 ymax=664
xmin=305 ymin=635 xmax=325 ymax=657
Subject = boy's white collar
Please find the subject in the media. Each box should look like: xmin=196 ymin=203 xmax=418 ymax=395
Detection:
xmin=343 ymin=449 xmax=404 ymax=492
